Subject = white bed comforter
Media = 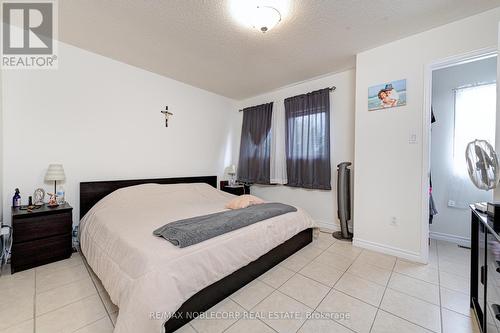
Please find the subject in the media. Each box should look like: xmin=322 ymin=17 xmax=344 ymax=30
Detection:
xmin=79 ymin=183 xmax=316 ymax=333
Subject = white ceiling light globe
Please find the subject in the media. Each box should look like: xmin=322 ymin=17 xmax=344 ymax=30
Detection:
xmin=229 ymin=0 xmax=289 ymax=33
xmin=251 ymin=6 xmax=281 ymax=33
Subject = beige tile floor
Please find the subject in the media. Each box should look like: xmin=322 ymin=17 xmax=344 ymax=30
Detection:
xmin=0 ymin=232 xmax=479 ymax=333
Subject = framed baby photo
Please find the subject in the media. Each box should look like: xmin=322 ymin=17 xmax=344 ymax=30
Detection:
xmin=368 ymin=79 xmax=407 ymax=111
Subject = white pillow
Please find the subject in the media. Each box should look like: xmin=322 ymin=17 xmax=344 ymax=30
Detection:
xmin=225 ymin=195 xmax=265 ymax=209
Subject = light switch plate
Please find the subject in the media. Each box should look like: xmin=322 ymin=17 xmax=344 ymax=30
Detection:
xmin=409 ymin=133 xmax=417 ymax=144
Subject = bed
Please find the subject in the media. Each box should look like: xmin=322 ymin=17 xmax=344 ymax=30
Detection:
xmin=79 ymin=176 xmax=316 ymax=333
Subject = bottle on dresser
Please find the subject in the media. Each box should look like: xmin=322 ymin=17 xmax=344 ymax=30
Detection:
xmin=56 ymin=186 xmax=65 ymax=204
xmin=12 ymin=188 xmax=21 ymax=207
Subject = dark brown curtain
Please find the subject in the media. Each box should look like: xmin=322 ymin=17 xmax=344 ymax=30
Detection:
xmin=285 ymin=88 xmax=331 ymax=190
xmin=237 ymin=103 xmax=273 ymax=184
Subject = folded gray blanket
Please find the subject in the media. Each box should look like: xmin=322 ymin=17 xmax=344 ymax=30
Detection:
xmin=153 ymin=203 xmax=297 ymax=248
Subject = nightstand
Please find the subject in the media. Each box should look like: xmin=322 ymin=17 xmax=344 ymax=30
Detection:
xmin=220 ymin=181 xmax=250 ymax=196
xmin=11 ymin=203 xmax=73 ymax=273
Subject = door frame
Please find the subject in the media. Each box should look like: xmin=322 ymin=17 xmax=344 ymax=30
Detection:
xmin=421 ymin=46 xmax=497 ymax=259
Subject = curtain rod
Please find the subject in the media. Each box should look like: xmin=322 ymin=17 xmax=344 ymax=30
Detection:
xmin=238 ymin=86 xmax=336 ymax=112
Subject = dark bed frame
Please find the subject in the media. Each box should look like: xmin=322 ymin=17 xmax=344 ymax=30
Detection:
xmin=79 ymin=176 xmax=313 ymax=332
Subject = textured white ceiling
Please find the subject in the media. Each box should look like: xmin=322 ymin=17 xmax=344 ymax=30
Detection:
xmin=59 ymin=0 xmax=500 ymax=99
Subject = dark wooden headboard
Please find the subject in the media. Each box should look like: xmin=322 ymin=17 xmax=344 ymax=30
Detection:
xmin=79 ymin=176 xmax=217 ymax=219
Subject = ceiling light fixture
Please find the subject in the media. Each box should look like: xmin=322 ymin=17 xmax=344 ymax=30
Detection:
xmin=229 ymin=0 xmax=288 ymax=34
xmin=252 ymin=6 xmax=281 ymax=33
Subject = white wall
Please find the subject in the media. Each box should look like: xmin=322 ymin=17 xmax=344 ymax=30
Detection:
xmin=354 ymin=7 xmax=500 ymax=262
xmin=235 ymin=69 xmax=356 ymax=231
xmin=430 ymin=57 xmax=496 ymax=244
xmin=2 ymin=41 xmax=238 ymax=225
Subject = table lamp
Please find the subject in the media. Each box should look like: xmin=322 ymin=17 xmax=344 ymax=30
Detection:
xmin=45 ymin=164 xmax=65 ymax=194
xmin=228 ymin=165 xmax=236 ymax=186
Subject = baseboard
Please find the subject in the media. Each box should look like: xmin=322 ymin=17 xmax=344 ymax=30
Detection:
xmin=353 ymin=237 xmax=425 ymax=263
xmin=315 ymin=220 xmax=341 ymax=233
xmin=429 ymin=231 xmax=470 ymax=247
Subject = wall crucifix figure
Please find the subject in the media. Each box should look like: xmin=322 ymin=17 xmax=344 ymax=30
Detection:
xmin=160 ymin=106 xmax=174 ymax=127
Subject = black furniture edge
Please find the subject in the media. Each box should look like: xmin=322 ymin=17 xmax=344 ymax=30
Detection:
xmin=470 ymin=208 xmax=482 ymax=331
xmin=79 ymin=176 xmax=217 ymax=219
xmin=163 ymin=228 xmax=313 ymax=332
xmin=470 ymin=205 xmax=500 ymax=332
xmin=12 ymin=202 xmax=73 ymax=218
xmin=11 ymin=203 xmax=73 ymax=273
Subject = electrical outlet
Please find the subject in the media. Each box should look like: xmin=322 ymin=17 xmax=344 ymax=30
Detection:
xmin=390 ymin=216 xmax=398 ymax=226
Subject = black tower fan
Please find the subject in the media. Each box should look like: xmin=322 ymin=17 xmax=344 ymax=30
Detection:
xmin=333 ymin=162 xmax=353 ymax=240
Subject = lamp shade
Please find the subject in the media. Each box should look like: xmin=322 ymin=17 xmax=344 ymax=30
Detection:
xmin=45 ymin=164 xmax=66 ymax=181
xmin=227 ymin=165 xmax=236 ymax=175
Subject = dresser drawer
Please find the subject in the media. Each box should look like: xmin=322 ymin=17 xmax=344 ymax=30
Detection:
xmin=13 ymin=212 xmax=72 ymax=243
xmin=11 ymin=234 xmax=72 ymax=273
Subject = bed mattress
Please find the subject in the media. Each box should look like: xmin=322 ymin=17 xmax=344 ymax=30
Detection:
xmin=79 ymin=183 xmax=316 ymax=333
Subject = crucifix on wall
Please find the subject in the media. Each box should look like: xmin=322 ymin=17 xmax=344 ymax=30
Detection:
xmin=160 ymin=106 xmax=174 ymax=127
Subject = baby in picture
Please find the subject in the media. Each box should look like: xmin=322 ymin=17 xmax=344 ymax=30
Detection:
xmin=378 ymin=89 xmax=397 ymax=108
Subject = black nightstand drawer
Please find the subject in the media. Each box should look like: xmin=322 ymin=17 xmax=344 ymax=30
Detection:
xmin=11 ymin=203 xmax=73 ymax=273
xmin=13 ymin=211 xmax=72 ymax=243
xmin=11 ymin=234 xmax=72 ymax=273
xmin=220 ymin=181 xmax=250 ymax=196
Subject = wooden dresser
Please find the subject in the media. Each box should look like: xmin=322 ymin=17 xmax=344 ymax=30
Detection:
xmin=11 ymin=203 xmax=73 ymax=273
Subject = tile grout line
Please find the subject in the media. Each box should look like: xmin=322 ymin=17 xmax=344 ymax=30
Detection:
xmin=187 ymin=238 xmax=468 ymax=333
xmin=194 ymin=239 xmax=467 ymax=333
xmin=79 ymin=249 xmax=117 ymax=328
xmin=294 ymin=239 xmax=363 ymax=333
xmin=368 ymin=258 xmax=396 ymax=333
xmin=253 ymin=242 xmax=332 ymax=329
xmin=225 ymin=283 xmax=276 ymax=332
xmin=436 ymin=241 xmax=444 ymax=333
xmin=212 ymin=240 xmax=331 ymax=333
xmin=340 ymin=263 xmax=391 ymax=288
xmin=70 ymin=315 xmax=109 ymax=333
xmin=2 ymin=263 xmax=90 ymax=332
xmin=366 ymin=242 xmax=447 ymax=333
xmin=392 ymin=266 xmax=440 ymax=286
xmin=382 ymin=285 xmax=441 ymax=308
xmin=35 ymin=263 xmax=89 ymax=294
xmin=221 ymin=285 xmax=278 ymax=332
xmin=33 ymin=254 xmax=101 ymax=321
xmin=223 ymin=237 xmax=338 ymax=333
xmin=35 ymin=273 xmax=90 ymax=296
xmin=35 ymin=294 xmax=99 ymax=319
xmin=371 ymin=241 xmax=473 ymax=333
xmin=380 ymin=282 xmax=446 ymax=333
xmin=374 ymin=308 xmax=440 ymax=333
xmin=201 ymin=237 xmax=335 ymax=333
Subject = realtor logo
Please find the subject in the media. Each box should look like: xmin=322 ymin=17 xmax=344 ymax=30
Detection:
xmin=1 ymin=0 xmax=58 ymax=68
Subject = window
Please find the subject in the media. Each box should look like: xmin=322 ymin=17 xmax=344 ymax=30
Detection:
xmin=284 ymin=88 xmax=331 ymax=190
xmin=453 ymin=84 xmax=496 ymax=176
xmin=289 ymin=111 xmax=327 ymax=159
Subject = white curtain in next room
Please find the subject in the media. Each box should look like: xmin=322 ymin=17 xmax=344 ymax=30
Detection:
xmin=449 ymin=83 xmax=496 ymax=208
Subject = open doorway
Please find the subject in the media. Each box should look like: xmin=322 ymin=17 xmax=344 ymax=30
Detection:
xmin=428 ymin=54 xmax=497 ymax=247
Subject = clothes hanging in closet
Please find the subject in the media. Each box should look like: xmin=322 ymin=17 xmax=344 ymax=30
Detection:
xmin=429 ymin=107 xmax=438 ymax=224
